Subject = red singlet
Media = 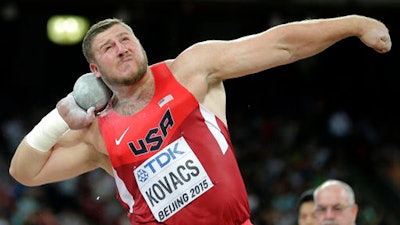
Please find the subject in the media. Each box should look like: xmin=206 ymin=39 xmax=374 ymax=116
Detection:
xmin=98 ymin=62 xmax=251 ymax=225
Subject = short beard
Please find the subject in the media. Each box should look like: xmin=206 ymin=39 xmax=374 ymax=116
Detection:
xmin=120 ymin=49 xmax=148 ymax=85
xmin=129 ymin=62 xmax=147 ymax=84
xmin=103 ymin=60 xmax=148 ymax=87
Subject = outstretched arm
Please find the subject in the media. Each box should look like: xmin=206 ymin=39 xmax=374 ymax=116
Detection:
xmin=231 ymin=14 xmax=391 ymax=77
xmin=173 ymin=14 xmax=391 ymax=81
xmin=169 ymin=14 xmax=391 ymax=126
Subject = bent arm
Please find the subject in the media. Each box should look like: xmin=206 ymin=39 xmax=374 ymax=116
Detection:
xmin=176 ymin=14 xmax=391 ymax=81
xmin=263 ymin=14 xmax=391 ymax=62
xmin=9 ymin=94 xmax=109 ymax=186
xmin=9 ymin=130 xmax=102 ymax=186
xmin=228 ymin=14 xmax=391 ymax=78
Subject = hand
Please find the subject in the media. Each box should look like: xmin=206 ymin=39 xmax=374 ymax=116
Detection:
xmin=357 ymin=16 xmax=391 ymax=53
xmin=56 ymin=92 xmax=96 ymax=129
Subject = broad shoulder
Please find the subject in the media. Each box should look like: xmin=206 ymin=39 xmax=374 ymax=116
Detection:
xmin=161 ymin=58 xmax=209 ymax=104
xmin=159 ymin=53 xmax=228 ymax=124
xmin=167 ymin=42 xmax=214 ymax=78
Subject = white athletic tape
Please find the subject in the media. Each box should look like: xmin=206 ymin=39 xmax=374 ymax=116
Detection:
xmin=26 ymin=108 xmax=70 ymax=152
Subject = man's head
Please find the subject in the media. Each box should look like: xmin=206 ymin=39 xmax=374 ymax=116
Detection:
xmin=81 ymin=18 xmax=148 ymax=87
xmin=82 ymin=18 xmax=133 ymax=64
xmin=297 ymin=189 xmax=317 ymax=225
xmin=313 ymin=179 xmax=358 ymax=225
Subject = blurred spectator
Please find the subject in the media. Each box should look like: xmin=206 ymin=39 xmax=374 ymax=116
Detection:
xmin=313 ymin=179 xmax=358 ymax=225
xmin=297 ymin=189 xmax=317 ymax=225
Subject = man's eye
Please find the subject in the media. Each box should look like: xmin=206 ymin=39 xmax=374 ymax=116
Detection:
xmin=315 ymin=207 xmax=326 ymax=213
xmin=333 ymin=206 xmax=344 ymax=212
xmin=122 ymin=37 xmax=130 ymax=42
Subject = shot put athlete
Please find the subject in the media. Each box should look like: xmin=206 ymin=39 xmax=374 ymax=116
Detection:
xmin=9 ymin=15 xmax=391 ymax=225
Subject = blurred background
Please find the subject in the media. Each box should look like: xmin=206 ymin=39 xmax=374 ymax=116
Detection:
xmin=1 ymin=0 xmax=399 ymax=225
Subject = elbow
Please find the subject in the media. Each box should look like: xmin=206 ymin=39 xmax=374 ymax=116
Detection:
xmin=277 ymin=46 xmax=299 ymax=66
xmin=277 ymin=37 xmax=322 ymax=64
xmin=9 ymin=166 xmax=41 ymax=187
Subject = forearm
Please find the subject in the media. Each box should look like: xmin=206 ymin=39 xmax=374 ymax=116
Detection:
xmin=281 ymin=14 xmax=389 ymax=61
xmin=9 ymin=108 xmax=70 ymax=185
xmin=217 ymin=14 xmax=390 ymax=79
xmin=275 ymin=16 xmax=359 ymax=60
xmin=9 ymin=93 xmax=99 ymax=186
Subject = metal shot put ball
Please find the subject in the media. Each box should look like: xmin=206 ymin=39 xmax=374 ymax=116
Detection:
xmin=73 ymin=73 xmax=112 ymax=111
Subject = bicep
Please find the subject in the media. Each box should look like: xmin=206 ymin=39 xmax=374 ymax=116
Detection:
xmin=10 ymin=130 xmax=102 ymax=186
xmin=36 ymin=141 xmax=101 ymax=184
xmin=173 ymin=34 xmax=290 ymax=82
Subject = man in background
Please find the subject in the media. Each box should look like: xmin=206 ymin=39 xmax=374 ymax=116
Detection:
xmin=297 ymin=189 xmax=317 ymax=225
xmin=313 ymin=179 xmax=358 ymax=225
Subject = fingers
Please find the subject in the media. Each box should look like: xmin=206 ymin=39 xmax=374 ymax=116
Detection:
xmin=87 ymin=106 xmax=96 ymax=115
xmin=372 ymin=21 xmax=391 ymax=53
xmin=377 ymin=34 xmax=392 ymax=53
xmin=357 ymin=16 xmax=391 ymax=54
xmin=361 ymin=27 xmax=391 ymax=54
xmin=86 ymin=107 xmax=96 ymax=121
xmin=369 ymin=33 xmax=391 ymax=54
xmin=57 ymin=94 xmax=96 ymax=129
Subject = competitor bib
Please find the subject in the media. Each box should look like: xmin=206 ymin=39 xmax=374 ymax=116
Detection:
xmin=134 ymin=137 xmax=214 ymax=222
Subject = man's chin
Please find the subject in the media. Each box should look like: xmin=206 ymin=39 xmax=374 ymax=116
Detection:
xmin=322 ymin=221 xmax=338 ymax=225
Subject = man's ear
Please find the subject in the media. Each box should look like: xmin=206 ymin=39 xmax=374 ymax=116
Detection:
xmin=89 ymin=63 xmax=101 ymax=78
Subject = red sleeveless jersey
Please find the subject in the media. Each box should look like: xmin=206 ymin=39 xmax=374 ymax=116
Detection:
xmin=98 ymin=62 xmax=250 ymax=225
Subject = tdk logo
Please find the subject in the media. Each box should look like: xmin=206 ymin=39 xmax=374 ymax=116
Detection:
xmin=136 ymin=169 xmax=149 ymax=182
xmin=137 ymin=142 xmax=186 ymax=182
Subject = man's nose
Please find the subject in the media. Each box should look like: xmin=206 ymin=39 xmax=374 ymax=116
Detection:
xmin=116 ymin=42 xmax=128 ymax=54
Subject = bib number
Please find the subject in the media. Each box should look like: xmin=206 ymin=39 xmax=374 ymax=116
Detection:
xmin=134 ymin=137 xmax=214 ymax=222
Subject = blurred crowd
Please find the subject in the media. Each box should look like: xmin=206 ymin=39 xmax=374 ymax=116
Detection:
xmin=1 ymin=95 xmax=399 ymax=225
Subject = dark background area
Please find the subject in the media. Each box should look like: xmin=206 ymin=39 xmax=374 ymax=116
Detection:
xmin=1 ymin=1 xmax=399 ymax=120
xmin=1 ymin=1 xmax=399 ymax=225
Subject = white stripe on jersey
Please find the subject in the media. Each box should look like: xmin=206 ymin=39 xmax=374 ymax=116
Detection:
xmin=113 ymin=168 xmax=135 ymax=213
xmin=199 ymin=104 xmax=229 ymax=154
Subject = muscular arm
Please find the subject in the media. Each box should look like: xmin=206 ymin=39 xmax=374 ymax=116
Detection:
xmin=9 ymin=94 xmax=112 ymax=186
xmin=173 ymin=14 xmax=391 ymax=81
xmin=10 ymin=131 xmax=102 ymax=186
xmin=170 ymin=15 xmax=391 ymax=123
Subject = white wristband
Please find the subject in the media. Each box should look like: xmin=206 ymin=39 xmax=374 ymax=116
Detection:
xmin=26 ymin=108 xmax=70 ymax=152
